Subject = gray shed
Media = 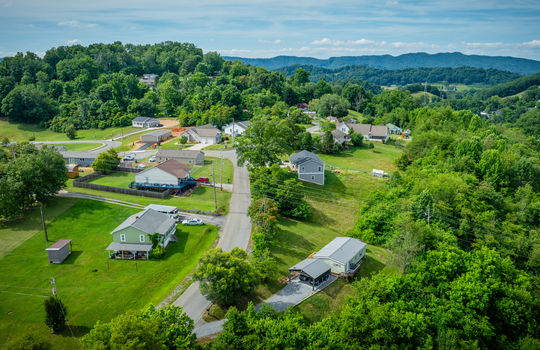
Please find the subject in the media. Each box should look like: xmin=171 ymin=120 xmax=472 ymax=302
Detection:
xmin=46 ymin=239 xmax=72 ymax=264
xmin=140 ymin=129 xmax=172 ymax=143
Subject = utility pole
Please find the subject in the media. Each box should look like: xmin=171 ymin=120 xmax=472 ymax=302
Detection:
xmin=50 ymin=277 xmax=57 ymax=296
xmin=232 ymin=118 xmax=235 ymax=146
xmin=220 ymin=155 xmax=223 ymax=191
xmin=40 ymin=202 xmax=48 ymax=242
xmin=427 ymin=206 xmax=431 ymax=227
xmin=212 ymin=161 xmax=217 ymax=212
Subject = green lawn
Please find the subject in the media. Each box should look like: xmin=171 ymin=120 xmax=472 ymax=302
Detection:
xmin=252 ymin=143 xmax=401 ymax=314
xmin=0 ymin=120 xmax=138 ymax=142
xmin=202 ymin=143 xmax=233 ymax=151
xmin=0 ymin=199 xmax=218 ymax=349
xmin=66 ymin=179 xmax=231 ymax=214
xmin=191 ymin=157 xmax=234 ymax=184
xmin=157 ymin=138 xmax=193 ymax=150
xmin=88 ymin=172 xmax=135 ymax=187
xmin=48 ymin=143 xmax=104 ymax=152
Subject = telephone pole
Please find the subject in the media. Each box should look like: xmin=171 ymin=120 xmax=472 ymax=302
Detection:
xmin=40 ymin=202 xmax=48 ymax=242
xmin=50 ymin=277 xmax=57 ymax=296
xmin=220 ymin=155 xmax=223 ymax=191
xmin=212 ymin=161 xmax=217 ymax=212
xmin=231 ymin=118 xmax=235 ymax=146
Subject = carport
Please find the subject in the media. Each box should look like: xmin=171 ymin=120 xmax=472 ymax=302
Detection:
xmin=289 ymin=258 xmax=331 ymax=290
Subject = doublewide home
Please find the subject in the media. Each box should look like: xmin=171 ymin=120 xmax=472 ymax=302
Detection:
xmin=180 ymin=124 xmax=222 ymax=144
xmin=106 ymin=208 xmax=177 ymax=260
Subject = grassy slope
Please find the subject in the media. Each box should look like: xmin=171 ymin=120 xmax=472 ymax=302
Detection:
xmin=191 ymin=157 xmax=234 ymax=183
xmin=0 ymin=198 xmax=78 ymax=259
xmin=253 ymin=143 xmax=400 ymax=317
xmin=0 ymin=120 xmax=137 ymax=142
xmin=0 ymin=199 xmax=218 ymax=349
xmin=48 ymin=143 xmax=104 ymax=152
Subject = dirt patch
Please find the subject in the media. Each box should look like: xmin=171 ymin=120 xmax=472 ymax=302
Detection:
xmin=159 ymin=119 xmax=180 ymax=128
xmin=171 ymin=126 xmax=191 ymax=137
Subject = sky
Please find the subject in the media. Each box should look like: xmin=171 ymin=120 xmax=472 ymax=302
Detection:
xmin=1 ymin=0 xmax=540 ymax=60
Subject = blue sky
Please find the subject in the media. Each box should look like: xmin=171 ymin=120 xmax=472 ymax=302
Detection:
xmin=1 ymin=0 xmax=539 ymax=60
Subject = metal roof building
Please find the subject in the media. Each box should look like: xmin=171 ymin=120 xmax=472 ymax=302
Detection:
xmin=289 ymin=258 xmax=331 ymax=290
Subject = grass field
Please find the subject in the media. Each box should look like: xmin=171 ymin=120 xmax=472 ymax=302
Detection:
xmin=0 ymin=120 xmax=138 ymax=143
xmin=66 ymin=178 xmax=231 ymax=214
xmin=0 ymin=199 xmax=218 ymax=349
xmin=191 ymin=157 xmax=234 ymax=183
xmin=201 ymin=143 xmax=233 ymax=151
xmin=88 ymin=172 xmax=136 ymax=187
xmin=252 ymin=143 xmax=401 ymax=317
xmin=48 ymin=143 xmax=104 ymax=152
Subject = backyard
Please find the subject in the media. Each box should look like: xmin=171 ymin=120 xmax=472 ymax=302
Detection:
xmin=48 ymin=143 xmax=104 ymax=152
xmin=251 ymin=142 xmax=401 ymax=318
xmin=0 ymin=120 xmax=138 ymax=143
xmin=0 ymin=199 xmax=218 ymax=349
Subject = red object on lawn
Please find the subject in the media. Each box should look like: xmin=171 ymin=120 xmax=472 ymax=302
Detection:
xmin=196 ymin=177 xmax=209 ymax=183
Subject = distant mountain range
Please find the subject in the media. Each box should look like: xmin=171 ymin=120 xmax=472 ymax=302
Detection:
xmin=223 ymin=52 xmax=540 ymax=76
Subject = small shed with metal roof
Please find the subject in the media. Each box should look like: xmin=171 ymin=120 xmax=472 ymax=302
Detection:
xmin=46 ymin=239 xmax=72 ymax=264
xmin=140 ymin=129 xmax=172 ymax=143
xmin=289 ymin=258 xmax=331 ymax=290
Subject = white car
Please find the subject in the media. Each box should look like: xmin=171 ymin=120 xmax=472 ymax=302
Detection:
xmin=149 ymin=156 xmax=156 ymax=162
xmin=123 ymin=153 xmax=136 ymax=161
xmin=181 ymin=218 xmax=203 ymax=226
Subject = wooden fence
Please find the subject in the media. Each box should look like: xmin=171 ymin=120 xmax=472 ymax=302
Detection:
xmin=73 ymin=171 xmax=172 ymax=199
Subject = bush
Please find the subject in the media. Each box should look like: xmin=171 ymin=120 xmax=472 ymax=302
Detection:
xmin=28 ymin=135 xmax=36 ymax=141
xmin=368 ymin=142 xmax=375 ymax=149
xmin=149 ymin=245 xmax=166 ymax=259
xmin=180 ymin=136 xmax=188 ymax=144
xmin=4 ymin=333 xmax=50 ymax=350
xmin=65 ymin=125 xmax=77 ymax=140
xmin=44 ymin=296 xmax=67 ymax=333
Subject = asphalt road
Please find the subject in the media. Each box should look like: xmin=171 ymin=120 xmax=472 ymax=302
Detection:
xmin=32 ymin=140 xmax=121 ymax=154
xmin=171 ymin=150 xmax=251 ymax=327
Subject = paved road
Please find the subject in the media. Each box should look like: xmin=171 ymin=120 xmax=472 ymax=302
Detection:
xmin=171 ymin=150 xmax=251 ymax=327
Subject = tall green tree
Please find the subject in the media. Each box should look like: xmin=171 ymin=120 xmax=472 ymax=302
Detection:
xmin=91 ymin=149 xmax=120 ymax=173
xmin=44 ymin=297 xmax=67 ymax=333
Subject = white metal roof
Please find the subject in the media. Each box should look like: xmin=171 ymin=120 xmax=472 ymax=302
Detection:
xmin=144 ymin=204 xmax=177 ymax=213
xmin=289 ymin=258 xmax=331 ymax=279
xmin=106 ymin=242 xmax=152 ymax=252
xmin=313 ymin=237 xmax=367 ymax=265
xmin=111 ymin=209 xmax=176 ymax=236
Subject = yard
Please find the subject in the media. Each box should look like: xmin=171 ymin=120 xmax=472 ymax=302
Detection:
xmin=191 ymin=157 xmax=234 ymax=183
xmin=0 ymin=199 xmax=218 ymax=349
xmin=0 ymin=120 xmax=138 ymax=143
xmin=49 ymin=143 xmax=104 ymax=152
xmin=251 ymin=143 xmax=401 ymax=319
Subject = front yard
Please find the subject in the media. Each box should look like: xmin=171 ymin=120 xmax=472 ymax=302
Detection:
xmin=0 ymin=199 xmax=218 ymax=349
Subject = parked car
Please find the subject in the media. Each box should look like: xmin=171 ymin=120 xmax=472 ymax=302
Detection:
xmin=149 ymin=156 xmax=156 ymax=162
xmin=182 ymin=218 xmax=203 ymax=226
xmin=137 ymin=163 xmax=146 ymax=168
xmin=123 ymin=153 xmax=136 ymax=161
xmin=170 ymin=214 xmax=182 ymax=222
xmin=195 ymin=177 xmax=209 ymax=183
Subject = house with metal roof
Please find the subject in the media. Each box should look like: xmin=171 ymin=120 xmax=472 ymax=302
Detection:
xmin=313 ymin=237 xmax=367 ymax=275
xmin=140 ymin=129 xmax=172 ymax=143
xmin=61 ymin=151 xmax=96 ymax=167
xmin=222 ymin=120 xmax=251 ymax=136
xmin=155 ymin=149 xmax=205 ymax=165
xmin=106 ymin=208 xmax=177 ymax=260
xmin=337 ymin=123 xmax=389 ymax=143
xmin=289 ymin=150 xmax=325 ymax=185
xmin=180 ymin=124 xmax=222 ymax=144
xmin=289 ymin=258 xmax=331 ymax=290
xmin=132 ymin=116 xmax=160 ymax=128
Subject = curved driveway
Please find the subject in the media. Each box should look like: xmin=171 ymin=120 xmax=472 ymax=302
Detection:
xmin=171 ymin=150 xmax=251 ymax=327
xmin=33 ymin=139 xmax=121 ymax=153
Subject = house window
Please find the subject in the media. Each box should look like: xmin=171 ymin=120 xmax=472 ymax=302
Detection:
xmin=139 ymin=235 xmax=145 ymax=243
xmin=301 ymin=166 xmax=304 ymax=171
xmin=318 ymin=166 xmax=322 ymax=171
xmin=120 ymin=234 xmax=126 ymax=242
xmin=311 ymin=176 xmax=315 ymax=180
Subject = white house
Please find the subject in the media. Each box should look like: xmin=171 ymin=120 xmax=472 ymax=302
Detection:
xmin=180 ymin=124 xmax=222 ymax=144
xmin=289 ymin=150 xmax=325 ymax=185
xmin=135 ymin=159 xmax=191 ymax=186
xmin=132 ymin=117 xmax=160 ymax=128
xmin=313 ymin=237 xmax=367 ymax=274
xmin=337 ymin=123 xmax=389 ymax=143
xmin=139 ymin=74 xmax=158 ymax=89
xmin=222 ymin=120 xmax=250 ymax=136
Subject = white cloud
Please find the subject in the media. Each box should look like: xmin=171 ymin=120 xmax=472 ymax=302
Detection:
xmin=522 ymin=40 xmax=540 ymax=47
xmin=274 ymin=39 xmax=281 ymax=44
xmin=311 ymin=38 xmax=333 ymax=45
xmin=57 ymin=20 xmax=97 ymax=28
xmin=65 ymin=39 xmax=81 ymax=45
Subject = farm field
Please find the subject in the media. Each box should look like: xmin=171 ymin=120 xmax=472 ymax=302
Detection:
xmin=0 ymin=120 xmax=138 ymax=142
xmin=0 ymin=199 xmax=218 ymax=349
xmin=253 ymin=143 xmax=401 ymax=316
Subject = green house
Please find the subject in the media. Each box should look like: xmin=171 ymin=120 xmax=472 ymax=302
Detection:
xmin=106 ymin=208 xmax=177 ymax=260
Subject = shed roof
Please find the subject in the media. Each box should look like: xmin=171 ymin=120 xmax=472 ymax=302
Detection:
xmin=144 ymin=204 xmax=177 ymax=213
xmin=106 ymin=242 xmax=152 ymax=252
xmin=111 ymin=208 xmax=176 ymax=235
xmin=46 ymin=239 xmax=71 ymax=251
xmin=156 ymin=149 xmax=204 ymax=159
xmin=289 ymin=259 xmax=331 ymax=279
xmin=143 ymin=129 xmax=172 ymax=137
xmin=66 ymin=164 xmax=78 ymax=171
xmin=289 ymin=150 xmax=324 ymax=166
xmin=313 ymin=237 xmax=367 ymax=265
xmin=133 ymin=116 xmax=158 ymax=123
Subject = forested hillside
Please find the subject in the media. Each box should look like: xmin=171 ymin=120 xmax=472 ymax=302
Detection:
xmin=224 ymin=52 xmax=540 ymax=75
xmin=276 ymin=64 xmax=520 ymax=86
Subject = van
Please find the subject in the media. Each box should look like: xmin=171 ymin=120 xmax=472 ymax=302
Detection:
xmin=145 ymin=204 xmax=181 ymax=222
